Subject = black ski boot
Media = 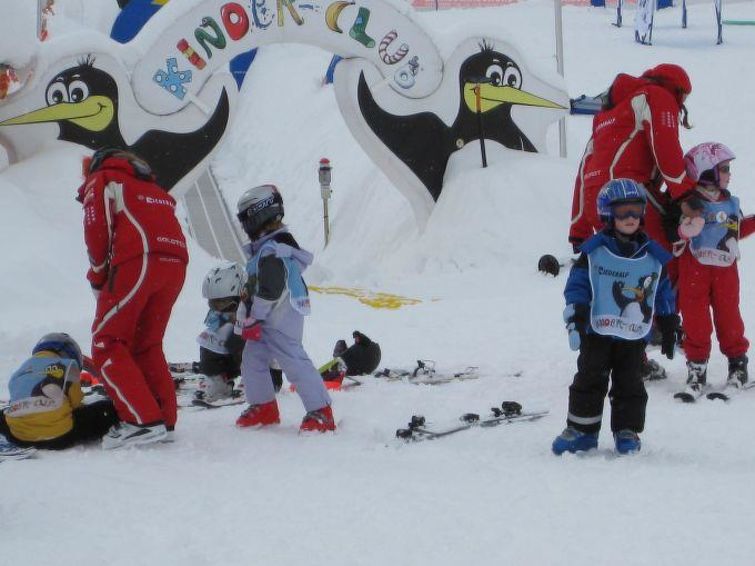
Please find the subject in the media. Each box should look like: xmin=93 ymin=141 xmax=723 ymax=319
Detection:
xmin=727 ymin=356 xmax=748 ymax=388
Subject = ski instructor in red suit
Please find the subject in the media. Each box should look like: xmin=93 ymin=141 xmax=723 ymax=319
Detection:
xmin=569 ymin=63 xmax=698 ymax=266
xmin=77 ymin=148 xmax=188 ymax=449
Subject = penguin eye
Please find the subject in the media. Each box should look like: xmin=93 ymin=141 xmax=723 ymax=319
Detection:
xmin=502 ymin=66 xmax=522 ymax=89
xmin=485 ymin=65 xmax=505 ymax=86
xmin=67 ymin=80 xmax=89 ymax=103
xmin=46 ymin=82 xmax=69 ymax=105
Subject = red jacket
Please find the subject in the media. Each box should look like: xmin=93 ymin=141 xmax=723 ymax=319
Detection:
xmin=78 ymin=157 xmax=188 ymax=289
xmin=570 ymin=71 xmax=696 ymax=247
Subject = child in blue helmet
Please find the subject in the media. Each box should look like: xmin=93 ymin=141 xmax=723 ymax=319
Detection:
xmin=553 ymin=179 xmax=678 ymax=455
xmin=0 ymin=333 xmax=118 ymax=453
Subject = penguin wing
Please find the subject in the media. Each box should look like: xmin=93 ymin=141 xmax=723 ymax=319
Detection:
xmin=357 ymin=73 xmax=452 ymax=202
xmin=133 ymin=88 xmax=231 ymax=190
xmin=612 ymin=280 xmax=631 ymax=310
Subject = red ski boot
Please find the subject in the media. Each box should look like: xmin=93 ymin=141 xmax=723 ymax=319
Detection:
xmin=299 ymin=405 xmax=336 ymax=432
xmin=235 ymin=400 xmax=280 ymax=428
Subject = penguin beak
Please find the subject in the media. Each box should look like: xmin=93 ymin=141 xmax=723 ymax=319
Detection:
xmin=464 ymin=83 xmax=565 ymax=113
xmin=0 ymin=96 xmax=115 ymax=132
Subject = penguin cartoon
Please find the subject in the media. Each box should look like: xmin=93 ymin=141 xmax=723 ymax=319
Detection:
xmin=612 ymin=273 xmax=658 ymax=325
xmin=0 ymin=56 xmax=230 ymax=191
xmin=356 ymin=40 xmax=566 ymax=201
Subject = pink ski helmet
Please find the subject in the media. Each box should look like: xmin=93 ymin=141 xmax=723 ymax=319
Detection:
xmin=684 ymin=142 xmax=736 ymax=187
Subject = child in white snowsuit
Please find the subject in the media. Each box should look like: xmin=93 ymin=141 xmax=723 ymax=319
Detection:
xmin=194 ymin=263 xmax=282 ymax=403
xmin=234 ymin=184 xmax=335 ymax=432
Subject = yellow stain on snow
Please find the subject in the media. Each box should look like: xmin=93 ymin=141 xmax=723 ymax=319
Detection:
xmin=309 ymin=286 xmax=421 ymax=310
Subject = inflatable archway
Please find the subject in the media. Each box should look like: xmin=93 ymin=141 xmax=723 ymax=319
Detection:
xmin=0 ymin=0 xmax=568 ymax=227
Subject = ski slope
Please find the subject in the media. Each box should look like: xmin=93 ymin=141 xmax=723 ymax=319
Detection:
xmin=3 ymin=2 xmax=755 ymax=565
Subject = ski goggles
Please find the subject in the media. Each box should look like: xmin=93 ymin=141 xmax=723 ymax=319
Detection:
xmin=208 ymin=297 xmax=240 ymax=313
xmin=612 ymin=203 xmax=645 ymax=220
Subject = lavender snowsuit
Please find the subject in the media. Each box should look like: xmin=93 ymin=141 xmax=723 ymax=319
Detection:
xmin=236 ymin=228 xmax=330 ymax=411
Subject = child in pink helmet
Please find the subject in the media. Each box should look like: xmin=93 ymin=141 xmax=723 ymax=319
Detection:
xmin=675 ymin=142 xmax=755 ymax=399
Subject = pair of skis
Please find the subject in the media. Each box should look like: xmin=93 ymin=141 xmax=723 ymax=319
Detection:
xmin=396 ymin=401 xmax=548 ymax=442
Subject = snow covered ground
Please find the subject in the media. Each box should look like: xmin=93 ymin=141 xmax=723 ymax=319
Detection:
xmin=3 ymin=1 xmax=755 ymax=564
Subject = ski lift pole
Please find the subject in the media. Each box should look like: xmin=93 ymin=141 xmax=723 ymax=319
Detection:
xmin=318 ymin=158 xmax=332 ymax=247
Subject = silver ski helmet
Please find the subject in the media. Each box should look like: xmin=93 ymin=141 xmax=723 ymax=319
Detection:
xmin=32 ymin=332 xmax=83 ymax=370
xmin=202 ymin=263 xmax=246 ymax=300
xmin=237 ymin=184 xmax=284 ymax=240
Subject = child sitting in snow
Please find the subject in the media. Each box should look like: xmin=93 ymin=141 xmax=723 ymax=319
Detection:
xmin=0 ymin=333 xmax=118 ymax=453
xmin=194 ymin=263 xmax=282 ymax=403
xmin=553 ymin=179 xmax=678 ymax=455
xmin=674 ymin=142 xmax=755 ymax=398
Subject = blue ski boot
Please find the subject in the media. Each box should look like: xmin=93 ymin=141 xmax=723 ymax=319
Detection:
xmin=614 ymin=429 xmax=641 ymax=454
xmin=552 ymin=427 xmax=598 ymax=455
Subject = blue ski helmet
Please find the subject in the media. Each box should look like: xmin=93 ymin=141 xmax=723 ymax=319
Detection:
xmin=597 ymin=179 xmax=647 ymax=223
xmin=32 ymin=332 xmax=83 ymax=370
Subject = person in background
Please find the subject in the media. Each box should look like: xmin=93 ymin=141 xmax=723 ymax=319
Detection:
xmin=568 ymin=63 xmax=697 ymax=381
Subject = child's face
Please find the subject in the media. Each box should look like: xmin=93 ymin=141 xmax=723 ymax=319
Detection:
xmin=718 ymin=160 xmax=732 ymax=190
xmin=612 ymin=203 xmax=644 ymax=236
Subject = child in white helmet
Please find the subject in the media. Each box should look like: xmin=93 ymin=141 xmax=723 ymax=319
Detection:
xmin=194 ymin=263 xmax=283 ymax=404
xmin=234 ymin=184 xmax=335 ymax=432
xmin=674 ymin=142 xmax=755 ymax=399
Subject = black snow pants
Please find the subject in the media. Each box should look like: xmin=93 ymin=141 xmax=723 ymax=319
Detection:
xmin=567 ymin=334 xmax=648 ymax=434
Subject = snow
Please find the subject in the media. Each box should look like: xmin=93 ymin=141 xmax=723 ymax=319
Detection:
xmin=3 ymin=1 xmax=755 ymax=564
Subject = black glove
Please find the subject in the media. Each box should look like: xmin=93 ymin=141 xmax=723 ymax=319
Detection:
xmin=564 ymin=303 xmax=590 ymax=334
xmin=657 ymin=314 xmax=680 ymax=360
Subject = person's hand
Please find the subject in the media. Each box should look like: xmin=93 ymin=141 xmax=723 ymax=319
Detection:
xmin=657 ymin=314 xmax=680 ymax=360
xmin=678 ymin=216 xmax=705 ymax=240
xmin=563 ymin=304 xmax=590 ymax=351
xmin=241 ymin=319 xmax=262 ymax=341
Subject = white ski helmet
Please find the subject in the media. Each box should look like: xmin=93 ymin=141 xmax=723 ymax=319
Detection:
xmin=202 ymin=263 xmax=247 ymax=300
xmin=237 ymin=184 xmax=284 ymax=239
xmin=684 ymin=142 xmax=736 ymax=186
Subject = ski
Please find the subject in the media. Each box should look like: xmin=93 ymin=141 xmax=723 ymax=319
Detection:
xmin=396 ymin=401 xmax=548 ymax=442
xmin=189 ymin=397 xmax=246 ymax=410
xmin=706 ymin=381 xmax=755 ymax=402
xmin=375 ymin=360 xmax=485 ymax=385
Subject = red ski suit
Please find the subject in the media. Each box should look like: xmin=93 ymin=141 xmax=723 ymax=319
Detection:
xmin=79 ymin=157 xmax=188 ymax=428
xmin=678 ymin=190 xmax=755 ymax=362
xmin=569 ymin=67 xmax=696 ymax=266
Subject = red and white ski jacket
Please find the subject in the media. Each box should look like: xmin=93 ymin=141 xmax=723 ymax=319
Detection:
xmin=78 ymin=157 xmax=188 ymax=289
xmin=569 ymin=73 xmax=696 ymax=248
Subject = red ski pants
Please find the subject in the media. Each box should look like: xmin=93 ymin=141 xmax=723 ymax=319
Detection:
xmin=92 ymin=255 xmax=186 ymax=428
xmin=678 ymin=252 xmax=748 ymax=362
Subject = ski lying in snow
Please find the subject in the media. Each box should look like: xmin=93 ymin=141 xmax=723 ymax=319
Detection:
xmin=375 ymin=360 xmax=481 ymax=385
xmin=396 ymin=401 xmax=548 ymax=442
xmin=706 ymin=381 xmax=755 ymax=402
xmin=189 ymin=397 xmax=246 ymax=410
